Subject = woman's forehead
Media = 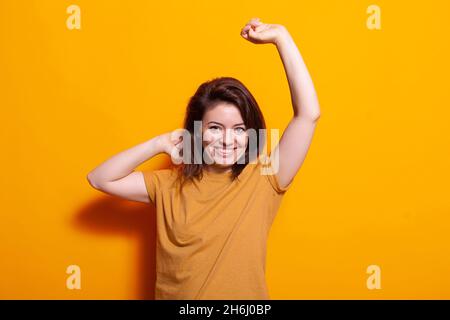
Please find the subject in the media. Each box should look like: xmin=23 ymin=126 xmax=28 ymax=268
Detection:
xmin=203 ymin=103 xmax=244 ymax=124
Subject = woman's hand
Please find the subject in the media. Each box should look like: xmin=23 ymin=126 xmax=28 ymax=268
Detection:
xmin=240 ymin=17 xmax=288 ymax=45
xmin=156 ymin=129 xmax=185 ymax=164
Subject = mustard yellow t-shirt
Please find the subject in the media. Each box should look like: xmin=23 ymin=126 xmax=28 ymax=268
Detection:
xmin=141 ymin=156 xmax=293 ymax=300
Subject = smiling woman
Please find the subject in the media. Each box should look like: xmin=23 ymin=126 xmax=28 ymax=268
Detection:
xmin=203 ymin=117 xmax=247 ymax=168
xmin=179 ymin=76 xmax=267 ymax=180
xmin=87 ymin=17 xmax=320 ymax=300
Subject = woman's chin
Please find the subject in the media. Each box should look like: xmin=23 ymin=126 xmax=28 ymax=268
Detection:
xmin=213 ymin=159 xmax=235 ymax=166
xmin=211 ymin=154 xmax=238 ymax=166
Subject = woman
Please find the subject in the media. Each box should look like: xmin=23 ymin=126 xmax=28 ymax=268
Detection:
xmin=87 ymin=17 xmax=320 ymax=299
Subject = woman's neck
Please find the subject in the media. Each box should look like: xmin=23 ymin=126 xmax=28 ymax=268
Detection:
xmin=203 ymin=165 xmax=233 ymax=174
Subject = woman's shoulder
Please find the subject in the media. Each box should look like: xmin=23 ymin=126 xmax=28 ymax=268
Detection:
xmin=141 ymin=166 xmax=181 ymax=185
xmin=252 ymin=153 xmax=292 ymax=194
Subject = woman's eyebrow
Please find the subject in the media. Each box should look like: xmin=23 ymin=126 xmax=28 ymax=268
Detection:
xmin=208 ymin=121 xmax=246 ymax=127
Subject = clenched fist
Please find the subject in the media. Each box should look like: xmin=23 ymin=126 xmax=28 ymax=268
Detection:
xmin=240 ymin=17 xmax=287 ymax=45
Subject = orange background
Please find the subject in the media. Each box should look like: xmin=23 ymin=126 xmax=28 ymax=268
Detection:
xmin=1 ymin=0 xmax=449 ymax=299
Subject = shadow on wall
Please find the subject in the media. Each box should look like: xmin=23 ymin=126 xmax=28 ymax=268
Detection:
xmin=74 ymin=197 xmax=156 ymax=299
xmin=73 ymin=161 xmax=175 ymax=299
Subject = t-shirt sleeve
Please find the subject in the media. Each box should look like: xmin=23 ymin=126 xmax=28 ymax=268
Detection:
xmin=140 ymin=168 xmax=176 ymax=204
xmin=258 ymin=154 xmax=294 ymax=194
xmin=141 ymin=170 xmax=158 ymax=204
xmin=265 ymin=169 xmax=293 ymax=194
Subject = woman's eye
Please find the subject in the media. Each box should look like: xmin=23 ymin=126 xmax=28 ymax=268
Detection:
xmin=235 ymin=127 xmax=246 ymax=134
xmin=209 ymin=126 xmax=220 ymax=131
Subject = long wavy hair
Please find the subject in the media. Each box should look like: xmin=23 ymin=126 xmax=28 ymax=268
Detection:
xmin=175 ymin=76 xmax=267 ymax=187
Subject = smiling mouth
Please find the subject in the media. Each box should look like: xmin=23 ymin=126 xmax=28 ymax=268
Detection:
xmin=216 ymin=148 xmax=236 ymax=156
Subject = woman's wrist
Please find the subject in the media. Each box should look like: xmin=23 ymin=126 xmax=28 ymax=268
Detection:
xmin=274 ymin=26 xmax=293 ymax=48
xmin=152 ymin=135 xmax=166 ymax=155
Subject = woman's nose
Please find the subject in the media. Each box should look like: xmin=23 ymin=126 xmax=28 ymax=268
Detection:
xmin=220 ymin=129 xmax=235 ymax=147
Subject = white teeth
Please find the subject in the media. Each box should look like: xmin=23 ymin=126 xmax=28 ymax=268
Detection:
xmin=217 ymin=148 xmax=235 ymax=156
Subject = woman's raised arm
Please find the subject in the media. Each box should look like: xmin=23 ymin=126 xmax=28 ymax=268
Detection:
xmin=241 ymin=17 xmax=321 ymax=189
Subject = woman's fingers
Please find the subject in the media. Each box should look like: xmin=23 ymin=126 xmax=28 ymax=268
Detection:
xmin=241 ymin=24 xmax=260 ymax=37
xmin=241 ymin=17 xmax=269 ymax=43
xmin=171 ymin=129 xmax=184 ymax=141
xmin=243 ymin=18 xmax=262 ymax=30
xmin=255 ymin=23 xmax=268 ymax=32
xmin=247 ymin=17 xmax=262 ymax=27
xmin=241 ymin=18 xmax=264 ymax=36
xmin=242 ymin=23 xmax=253 ymax=32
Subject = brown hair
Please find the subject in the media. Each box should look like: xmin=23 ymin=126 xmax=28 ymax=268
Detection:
xmin=175 ymin=76 xmax=267 ymax=187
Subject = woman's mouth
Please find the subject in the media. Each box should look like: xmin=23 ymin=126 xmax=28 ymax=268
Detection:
xmin=216 ymin=148 xmax=236 ymax=157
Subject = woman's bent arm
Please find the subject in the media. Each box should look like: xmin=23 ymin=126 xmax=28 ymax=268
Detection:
xmin=86 ymin=136 xmax=164 ymax=203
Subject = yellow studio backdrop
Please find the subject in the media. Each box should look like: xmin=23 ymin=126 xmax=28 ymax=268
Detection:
xmin=1 ymin=0 xmax=449 ymax=299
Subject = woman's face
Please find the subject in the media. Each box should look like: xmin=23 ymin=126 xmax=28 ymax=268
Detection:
xmin=202 ymin=102 xmax=248 ymax=169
